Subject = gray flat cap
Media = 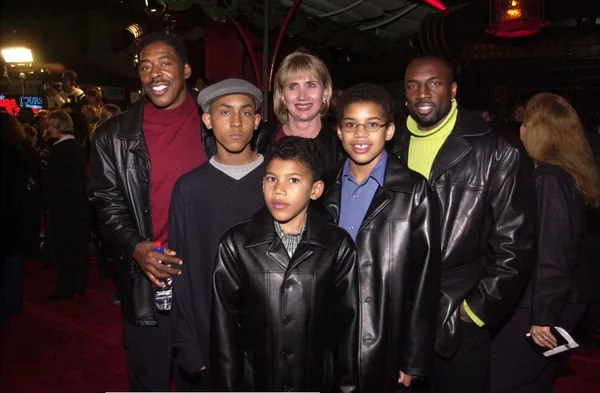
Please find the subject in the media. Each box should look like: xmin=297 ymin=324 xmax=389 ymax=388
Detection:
xmin=196 ymin=78 xmax=262 ymax=113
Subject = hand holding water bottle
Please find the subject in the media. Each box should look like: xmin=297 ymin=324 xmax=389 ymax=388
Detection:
xmin=153 ymin=241 xmax=176 ymax=311
xmin=132 ymin=240 xmax=182 ymax=288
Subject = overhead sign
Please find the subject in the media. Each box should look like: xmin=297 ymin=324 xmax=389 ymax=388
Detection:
xmin=0 ymin=94 xmax=44 ymax=116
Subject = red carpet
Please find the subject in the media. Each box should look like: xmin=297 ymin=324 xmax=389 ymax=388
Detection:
xmin=1 ymin=258 xmax=599 ymax=393
xmin=1 ymin=259 xmax=128 ymax=393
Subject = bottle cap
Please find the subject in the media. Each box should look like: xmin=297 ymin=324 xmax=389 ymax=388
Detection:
xmin=155 ymin=241 xmax=162 ymax=247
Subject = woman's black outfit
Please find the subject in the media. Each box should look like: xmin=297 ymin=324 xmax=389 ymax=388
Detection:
xmin=491 ymin=163 xmax=591 ymax=392
xmin=254 ymin=118 xmax=345 ymax=174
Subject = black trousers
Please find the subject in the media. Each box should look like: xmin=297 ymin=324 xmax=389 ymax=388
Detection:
xmin=53 ymin=219 xmax=89 ymax=297
xmin=431 ymin=320 xmax=492 ymax=393
xmin=124 ymin=311 xmax=206 ymax=392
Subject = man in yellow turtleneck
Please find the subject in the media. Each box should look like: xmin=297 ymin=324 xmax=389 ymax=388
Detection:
xmin=392 ymin=55 xmax=536 ymax=393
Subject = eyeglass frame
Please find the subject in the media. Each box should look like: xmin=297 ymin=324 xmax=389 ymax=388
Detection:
xmin=339 ymin=121 xmax=390 ymax=133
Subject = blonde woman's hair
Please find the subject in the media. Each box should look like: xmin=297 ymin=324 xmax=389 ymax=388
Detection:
xmin=47 ymin=110 xmax=75 ymax=135
xmin=273 ymin=51 xmax=333 ymax=124
xmin=81 ymin=105 xmax=100 ymax=125
xmin=99 ymin=104 xmax=121 ymax=123
xmin=521 ymin=92 xmax=600 ymax=207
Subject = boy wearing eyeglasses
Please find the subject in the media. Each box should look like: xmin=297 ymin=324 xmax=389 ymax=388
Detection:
xmin=320 ymin=83 xmax=441 ymax=392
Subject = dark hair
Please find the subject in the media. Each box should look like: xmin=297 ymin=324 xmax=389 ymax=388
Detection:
xmin=85 ymin=86 xmax=103 ymax=98
xmin=264 ymin=136 xmax=326 ymax=181
xmin=17 ymin=107 xmax=35 ymax=125
xmin=336 ymin=83 xmax=396 ymax=125
xmin=135 ymin=32 xmax=188 ymax=64
xmin=62 ymin=70 xmax=78 ymax=83
xmin=0 ymin=112 xmax=26 ymax=147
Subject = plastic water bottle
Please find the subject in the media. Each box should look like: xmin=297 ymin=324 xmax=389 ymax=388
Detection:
xmin=153 ymin=241 xmax=173 ymax=311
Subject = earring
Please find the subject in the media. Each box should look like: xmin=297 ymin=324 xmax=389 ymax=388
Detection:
xmin=322 ymin=100 xmax=326 ymax=104
xmin=405 ymin=102 xmax=408 ymax=107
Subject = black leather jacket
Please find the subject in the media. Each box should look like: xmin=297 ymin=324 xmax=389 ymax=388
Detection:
xmin=87 ymin=96 xmax=216 ymax=326
xmin=210 ymin=207 xmax=359 ymax=393
xmin=321 ymin=153 xmax=441 ymax=392
xmin=254 ymin=118 xmax=345 ymax=174
xmin=392 ymin=108 xmax=536 ymax=358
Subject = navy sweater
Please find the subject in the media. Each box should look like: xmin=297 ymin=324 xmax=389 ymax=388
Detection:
xmin=169 ymin=161 xmax=265 ymax=375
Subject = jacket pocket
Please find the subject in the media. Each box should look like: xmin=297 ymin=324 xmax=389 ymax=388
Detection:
xmin=323 ymin=350 xmax=333 ymax=392
xmin=243 ymin=351 xmax=255 ymax=391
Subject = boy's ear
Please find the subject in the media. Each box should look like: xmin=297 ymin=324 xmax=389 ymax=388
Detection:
xmin=254 ymin=112 xmax=262 ymax=130
xmin=310 ymin=180 xmax=325 ymax=200
xmin=202 ymin=113 xmax=212 ymax=130
xmin=385 ymin=122 xmax=395 ymax=141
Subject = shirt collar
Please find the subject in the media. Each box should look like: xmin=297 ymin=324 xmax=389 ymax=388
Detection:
xmin=54 ymin=134 xmax=76 ymax=145
xmin=274 ymin=220 xmax=306 ymax=238
xmin=342 ymin=150 xmax=387 ymax=187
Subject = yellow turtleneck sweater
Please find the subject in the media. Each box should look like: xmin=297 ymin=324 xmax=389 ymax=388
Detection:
xmin=406 ymin=101 xmax=485 ymax=327
xmin=406 ymin=100 xmax=458 ymax=179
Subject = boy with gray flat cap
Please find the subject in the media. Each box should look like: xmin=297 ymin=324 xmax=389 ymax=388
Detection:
xmin=170 ymin=78 xmax=266 ymax=383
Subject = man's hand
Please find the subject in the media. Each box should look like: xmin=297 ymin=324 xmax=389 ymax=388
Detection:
xmin=459 ymin=303 xmax=473 ymax=323
xmin=398 ymin=370 xmax=414 ymax=388
xmin=530 ymin=325 xmax=557 ymax=349
xmin=133 ymin=241 xmax=182 ymax=287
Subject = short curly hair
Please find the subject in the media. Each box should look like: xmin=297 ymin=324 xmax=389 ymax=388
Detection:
xmin=336 ymin=83 xmax=396 ymax=125
xmin=264 ymin=136 xmax=327 ymax=181
xmin=135 ymin=32 xmax=188 ymax=64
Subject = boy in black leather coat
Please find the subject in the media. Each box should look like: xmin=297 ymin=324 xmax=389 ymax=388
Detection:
xmin=210 ymin=137 xmax=359 ymax=393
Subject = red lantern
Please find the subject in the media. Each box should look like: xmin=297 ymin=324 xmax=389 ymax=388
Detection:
xmin=486 ymin=0 xmax=549 ymax=38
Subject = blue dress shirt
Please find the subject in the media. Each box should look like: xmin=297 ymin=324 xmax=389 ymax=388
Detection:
xmin=339 ymin=151 xmax=388 ymax=241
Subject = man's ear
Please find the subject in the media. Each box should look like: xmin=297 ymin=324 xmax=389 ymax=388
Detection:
xmin=202 ymin=113 xmax=212 ymax=129
xmin=184 ymin=63 xmax=192 ymax=80
xmin=451 ymin=81 xmax=458 ymax=100
xmin=254 ymin=112 xmax=262 ymax=130
xmin=385 ymin=122 xmax=396 ymax=141
xmin=310 ymin=180 xmax=325 ymax=200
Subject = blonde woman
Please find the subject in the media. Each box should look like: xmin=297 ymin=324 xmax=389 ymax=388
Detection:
xmin=255 ymin=51 xmax=344 ymax=172
xmin=491 ymin=93 xmax=600 ymax=392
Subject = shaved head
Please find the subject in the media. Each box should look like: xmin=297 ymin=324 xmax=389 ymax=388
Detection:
xmin=404 ymin=55 xmax=457 ymax=130
xmin=405 ymin=55 xmax=454 ymax=83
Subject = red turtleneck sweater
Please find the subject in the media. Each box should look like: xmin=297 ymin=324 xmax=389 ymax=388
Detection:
xmin=143 ymin=93 xmax=206 ymax=247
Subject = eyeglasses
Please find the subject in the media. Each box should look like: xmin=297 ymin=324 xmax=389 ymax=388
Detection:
xmin=340 ymin=121 xmax=388 ymax=133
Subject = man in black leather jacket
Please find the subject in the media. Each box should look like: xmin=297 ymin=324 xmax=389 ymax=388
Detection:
xmin=87 ymin=33 xmax=216 ymax=391
xmin=392 ymin=55 xmax=536 ymax=393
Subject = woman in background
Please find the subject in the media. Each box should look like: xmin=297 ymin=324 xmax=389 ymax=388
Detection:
xmin=491 ymin=92 xmax=600 ymax=392
xmin=42 ymin=110 xmax=89 ymax=299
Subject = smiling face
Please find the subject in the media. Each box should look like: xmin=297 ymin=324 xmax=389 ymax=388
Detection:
xmin=405 ymin=58 xmax=457 ymax=130
xmin=263 ymin=158 xmax=324 ymax=234
xmin=202 ymin=94 xmax=261 ymax=158
xmin=281 ymin=73 xmax=326 ymax=124
xmin=138 ymin=41 xmax=191 ymax=110
xmin=337 ymin=102 xmax=395 ymax=175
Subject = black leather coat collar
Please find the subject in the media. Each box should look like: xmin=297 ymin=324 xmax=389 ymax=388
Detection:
xmin=245 ymin=207 xmax=336 ymax=252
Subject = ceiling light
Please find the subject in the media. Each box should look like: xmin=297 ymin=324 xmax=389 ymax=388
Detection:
xmin=2 ymin=47 xmax=33 ymax=63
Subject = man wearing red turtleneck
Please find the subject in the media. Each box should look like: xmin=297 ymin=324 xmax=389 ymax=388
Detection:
xmin=88 ymin=32 xmax=215 ymax=391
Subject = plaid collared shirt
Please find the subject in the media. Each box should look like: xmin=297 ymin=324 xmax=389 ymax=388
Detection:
xmin=274 ymin=220 xmax=306 ymax=258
